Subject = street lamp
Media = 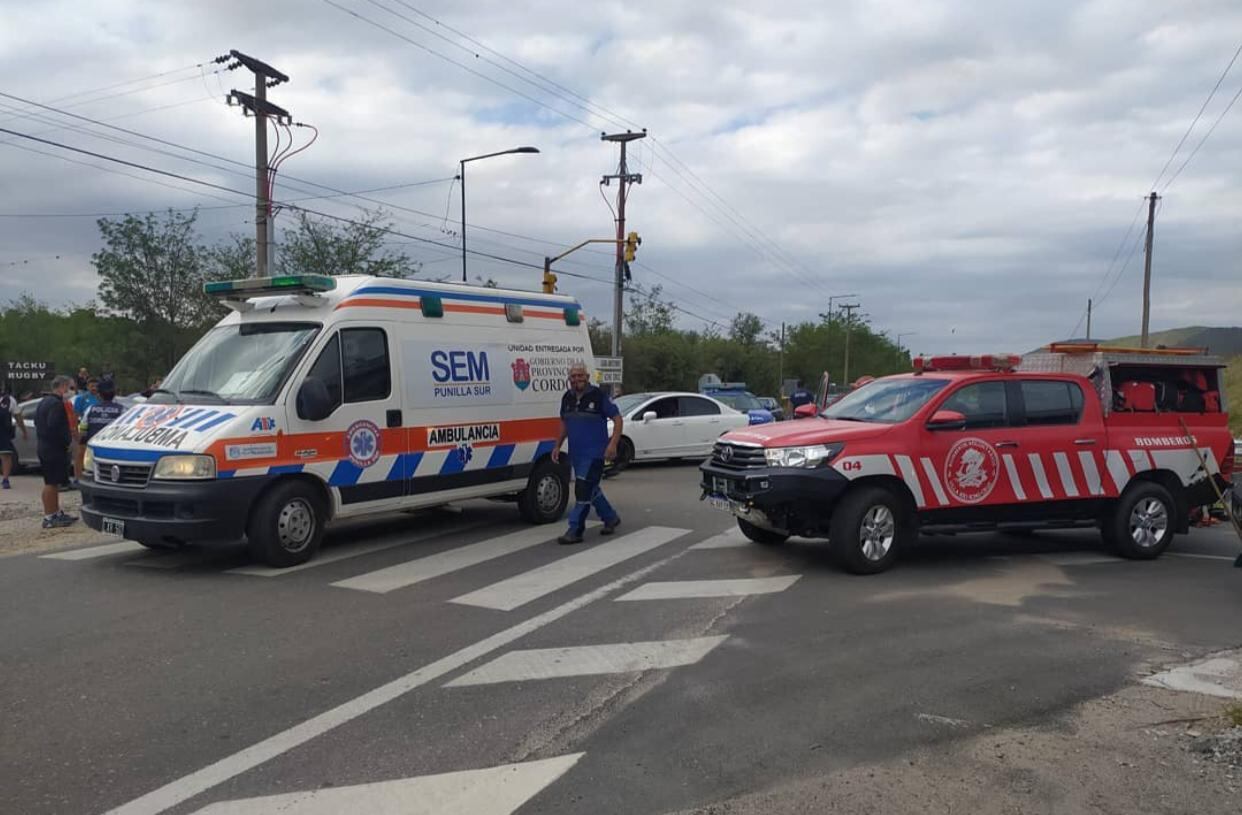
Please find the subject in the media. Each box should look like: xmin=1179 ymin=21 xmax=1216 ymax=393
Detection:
xmin=459 ymin=146 xmax=540 ymax=282
xmin=896 ymin=332 xmax=918 ymax=367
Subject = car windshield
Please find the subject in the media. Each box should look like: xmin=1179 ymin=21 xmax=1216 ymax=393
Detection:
xmin=822 ymin=377 xmax=949 ymax=423
xmin=613 ymin=393 xmax=653 ymax=416
xmin=153 ymin=322 xmax=320 ymax=405
xmin=712 ymin=391 xmax=762 ymax=411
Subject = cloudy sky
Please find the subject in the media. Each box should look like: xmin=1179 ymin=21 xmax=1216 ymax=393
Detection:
xmin=2 ymin=0 xmax=1241 ymax=355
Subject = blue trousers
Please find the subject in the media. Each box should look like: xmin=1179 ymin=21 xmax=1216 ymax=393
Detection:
xmin=566 ymin=454 xmax=617 ymax=533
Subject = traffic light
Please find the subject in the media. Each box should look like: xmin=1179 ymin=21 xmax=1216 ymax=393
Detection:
xmin=624 ymin=231 xmax=641 ymax=263
xmin=542 ymin=268 xmax=558 ymax=294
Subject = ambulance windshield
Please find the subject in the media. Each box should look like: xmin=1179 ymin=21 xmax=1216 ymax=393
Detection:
xmin=154 ymin=322 xmax=320 ymax=405
xmin=823 ymin=377 xmax=949 ymax=424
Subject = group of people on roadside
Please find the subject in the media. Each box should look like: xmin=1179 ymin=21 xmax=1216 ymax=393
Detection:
xmin=0 ymin=366 xmax=141 ymax=529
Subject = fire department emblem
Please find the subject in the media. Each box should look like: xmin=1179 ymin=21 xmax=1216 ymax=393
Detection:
xmin=511 ymin=358 xmax=531 ymax=391
xmin=943 ymin=437 xmax=1000 ymax=504
xmin=345 ymin=420 xmax=381 ymax=469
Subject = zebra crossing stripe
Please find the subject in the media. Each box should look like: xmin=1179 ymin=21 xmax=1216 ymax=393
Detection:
xmin=40 ymin=540 xmax=146 ymax=560
xmin=190 ymin=753 xmax=584 ymax=815
xmin=615 ymin=576 xmax=801 ymax=601
xmin=689 ymin=528 xmax=749 ymax=549
xmin=450 ymin=526 xmax=690 ymax=611
xmin=444 ymin=636 xmax=728 ymax=687
xmin=330 ymin=523 xmax=595 ymax=594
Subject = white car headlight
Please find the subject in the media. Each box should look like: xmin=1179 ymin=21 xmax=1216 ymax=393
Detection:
xmin=764 ymin=444 xmax=844 ymax=469
xmin=82 ymin=446 xmax=95 ymax=476
xmin=152 ymin=454 xmax=216 ymax=480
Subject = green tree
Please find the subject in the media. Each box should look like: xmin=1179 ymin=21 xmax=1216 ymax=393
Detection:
xmin=278 ymin=209 xmax=421 ymax=278
xmin=728 ymin=312 xmax=765 ymax=347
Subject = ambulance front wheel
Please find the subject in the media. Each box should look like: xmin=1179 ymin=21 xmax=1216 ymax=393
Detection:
xmin=518 ymin=458 xmax=569 ymax=524
xmin=247 ymin=480 xmax=326 ymax=567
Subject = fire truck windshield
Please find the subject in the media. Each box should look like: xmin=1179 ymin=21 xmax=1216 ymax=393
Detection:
xmin=823 ymin=377 xmax=950 ymax=424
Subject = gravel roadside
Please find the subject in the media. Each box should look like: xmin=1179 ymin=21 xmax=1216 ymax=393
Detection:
xmin=0 ymin=475 xmax=113 ymax=557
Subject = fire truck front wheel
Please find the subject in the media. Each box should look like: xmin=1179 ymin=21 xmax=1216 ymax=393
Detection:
xmin=830 ymin=485 xmax=913 ymax=575
xmin=1107 ymin=481 xmax=1176 ymax=559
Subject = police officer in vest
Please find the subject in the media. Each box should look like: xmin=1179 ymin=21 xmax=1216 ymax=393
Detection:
xmin=79 ymin=378 xmax=125 ymax=453
xmin=552 ymin=362 xmax=623 ymax=544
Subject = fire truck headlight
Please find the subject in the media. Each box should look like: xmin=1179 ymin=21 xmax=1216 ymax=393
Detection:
xmin=764 ymin=443 xmax=844 ymax=469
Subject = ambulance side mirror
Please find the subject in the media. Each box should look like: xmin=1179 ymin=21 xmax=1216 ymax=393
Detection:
xmin=926 ymin=409 xmax=967 ymax=431
xmin=793 ymin=404 xmax=818 ymax=419
xmin=642 ymin=411 xmax=657 ymax=423
xmin=297 ymin=377 xmax=334 ymax=422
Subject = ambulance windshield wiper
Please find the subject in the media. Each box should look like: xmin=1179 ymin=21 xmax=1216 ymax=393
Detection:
xmin=178 ymin=388 xmax=228 ymax=404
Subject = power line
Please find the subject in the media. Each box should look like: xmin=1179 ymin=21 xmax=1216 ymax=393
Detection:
xmin=1150 ymin=41 xmax=1242 ymax=191
xmin=1161 ymin=80 xmax=1242 ymax=192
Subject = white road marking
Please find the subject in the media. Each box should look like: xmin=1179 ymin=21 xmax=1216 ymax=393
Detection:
xmin=1167 ymin=551 xmax=1239 ymax=562
xmin=1027 ymin=453 xmax=1054 ymax=499
xmin=1038 ymin=552 xmax=1121 ymax=566
xmin=915 ymin=713 xmax=971 ymax=728
xmin=615 ymin=576 xmax=801 ymax=601
xmin=1052 ymin=452 xmax=1080 ymax=497
xmin=894 ymin=455 xmax=925 ymax=508
xmin=227 ymin=522 xmax=489 ymax=577
xmin=920 ymin=457 xmax=949 ymax=506
xmin=450 ymin=526 xmax=689 ymax=611
xmin=689 ymin=528 xmax=749 ymax=549
xmin=190 ymin=753 xmax=584 ymax=815
xmin=1002 ymin=454 xmax=1026 ymax=501
xmin=1078 ymin=451 xmax=1104 ymax=496
xmin=1104 ymin=449 xmax=1130 ymax=494
xmin=1143 ymin=652 xmax=1242 ymax=700
xmin=330 ymin=523 xmax=592 ymax=594
xmin=444 ymin=637 xmax=728 ymax=687
xmin=103 ymin=550 xmax=685 ymax=815
xmin=40 ymin=540 xmax=146 ymax=560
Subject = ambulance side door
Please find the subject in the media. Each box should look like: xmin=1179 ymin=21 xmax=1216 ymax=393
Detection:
xmin=287 ymin=323 xmax=407 ymax=514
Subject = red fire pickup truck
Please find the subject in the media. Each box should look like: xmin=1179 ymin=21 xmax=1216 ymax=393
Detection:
xmin=700 ymin=345 xmax=1232 ymax=573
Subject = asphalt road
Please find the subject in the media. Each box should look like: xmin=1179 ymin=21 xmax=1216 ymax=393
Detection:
xmin=3 ymin=461 xmax=1241 ymax=815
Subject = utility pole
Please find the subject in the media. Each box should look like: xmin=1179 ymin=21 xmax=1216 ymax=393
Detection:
xmin=1140 ymin=191 xmax=1159 ymax=348
xmin=601 ymin=130 xmax=646 ymax=358
xmin=839 ymin=303 xmax=860 ymax=385
xmin=777 ymin=322 xmax=786 ymax=390
xmin=1085 ymin=298 xmax=1092 ymax=341
xmin=224 ymin=50 xmax=290 ymax=278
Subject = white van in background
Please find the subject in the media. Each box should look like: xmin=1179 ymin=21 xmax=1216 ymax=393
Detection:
xmin=80 ymin=275 xmax=592 ymax=566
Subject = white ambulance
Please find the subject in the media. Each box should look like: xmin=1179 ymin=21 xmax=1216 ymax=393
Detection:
xmin=80 ymin=274 xmax=592 ymax=566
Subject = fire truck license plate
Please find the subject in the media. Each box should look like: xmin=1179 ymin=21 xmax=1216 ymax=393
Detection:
xmin=101 ymin=517 xmax=125 ymax=536
xmin=708 ymin=496 xmax=731 ymax=512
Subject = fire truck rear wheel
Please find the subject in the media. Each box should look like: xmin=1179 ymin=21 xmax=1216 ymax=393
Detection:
xmin=1107 ymin=481 xmax=1175 ymax=559
xmin=830 ymin=485 xmax=910 ymax=574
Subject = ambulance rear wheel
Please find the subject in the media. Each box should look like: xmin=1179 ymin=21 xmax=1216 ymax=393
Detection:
xmin=1107 ymin=481 xmax=1175 ymax=559
xmin=830 ymin=485 xmax=910 ymax=574
xmin=247 ymin=480 xmax=325 ymax=568
xmin=518 ymin=458 xmax=568 ymax=524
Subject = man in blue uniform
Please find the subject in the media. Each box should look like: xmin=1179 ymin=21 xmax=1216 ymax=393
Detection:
xmin=79 ymin=378 xmax=125 ymax=446
xmin=789 ymin=379 xmax=814 ymax=409
xmin=552 ymin=362 xmax=623 ymax=545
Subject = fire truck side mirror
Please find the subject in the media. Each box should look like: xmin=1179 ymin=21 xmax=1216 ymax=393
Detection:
xmin=793 ymin=404 xmax=818 ymax=419
xmin=926 ymin=409 xmax=967 ymax=431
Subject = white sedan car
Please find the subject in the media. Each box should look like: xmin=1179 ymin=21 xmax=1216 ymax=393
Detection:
xmin=607 ymin=391 xmax=751 ymax=468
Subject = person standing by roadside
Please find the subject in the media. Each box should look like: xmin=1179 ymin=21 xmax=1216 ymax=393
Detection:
xmin=789 ymin=379 xmax=814 ymax=409
xmin=71 ymin=378 xmax=99 ymax=487
xmin=0 ymin=387 xmax=28 ymax=489
xmin=34 ymin=375 xmax=76 ymax=528
xmin=79 ymin=378 xmax=124 ymax=451
xmin=552 ymin=362 xmax=623 ymax=545
xmin=75 ymin=367 xmax=90 ymax=392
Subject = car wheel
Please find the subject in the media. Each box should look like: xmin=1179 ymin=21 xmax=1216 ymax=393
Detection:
xmin=1106 ymin=481 xmax=1175 ymax=559
xmin=518 ymin=457 xmax=569 ymax=524
xmin=246 ymin=480 xmax=325 ymax=568
xmin=830 ymin=485 xmax=911 ymax=574
xmin=737 ymin=518 xmax=788 ymax=545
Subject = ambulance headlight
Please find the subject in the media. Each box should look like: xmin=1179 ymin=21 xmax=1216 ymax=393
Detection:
xmin=82 ymin=446 xmax=95 ymax=476
xmin=152 ymin=455 xmax=216 ymax=480
xmin=763 ymin=443 xmax=844 ymax=469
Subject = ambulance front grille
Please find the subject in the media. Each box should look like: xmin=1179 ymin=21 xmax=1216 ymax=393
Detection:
xmin=94 ymin=460 xmax=153 ymax=488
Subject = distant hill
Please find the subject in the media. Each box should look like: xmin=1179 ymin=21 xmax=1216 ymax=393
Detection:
xmin=1107 ymin=326 xmax=1242 ymax=357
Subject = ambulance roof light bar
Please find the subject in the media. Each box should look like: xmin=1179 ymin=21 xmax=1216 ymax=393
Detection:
xmin=204 ymin=274 xmax=336 ymax=300
xmin=912 ymin=354 xmax=1020 ymax=374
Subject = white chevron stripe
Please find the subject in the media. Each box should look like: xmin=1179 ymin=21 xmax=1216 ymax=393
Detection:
xmin=190 ymin=754 xmax=585 ymax=815
xmin=1027 ymin=453 xmax=1054 ymax=499
xmin=444 ymin=637 xmax=728 ymax=686
xmin=920 ymin=457 xmax=949 ymax=506
xmin=1129 ymin=449 xmax=1152 ymax=472
xmin=1078 ymin=451 xmax=1104 ymax=495
xmin=1002 ymin=454 xmax=1026 ymax=501
xmin=1104 ymin=450 xmax=1130 ymax=494
xmin=1053 ymin=452 xmax=1080 ymax=497
xmin=894 ymin=455 xmax=925 ymax=508
xmin=357 ymin=454 xmax=398 ymax=484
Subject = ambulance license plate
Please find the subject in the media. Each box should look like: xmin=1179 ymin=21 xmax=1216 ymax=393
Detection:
xmin=101 ymin=517 xmax=125 ymax=536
